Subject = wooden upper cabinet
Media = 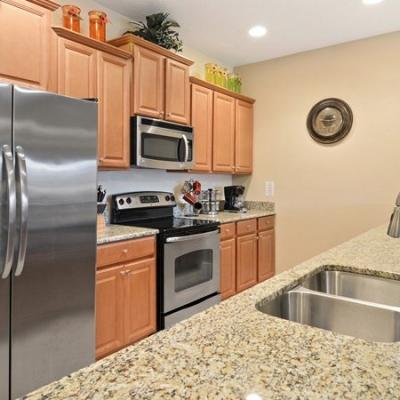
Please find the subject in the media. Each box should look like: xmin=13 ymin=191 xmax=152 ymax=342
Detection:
xmin=133 ymin=46 xmax=165 ymax=119
xmin=0 ymin=0 xmax=58 ymax=89
xmin=220 ymin=238 xmax=236 ymax=300
xmin=57 ymin=38 xmax=97 ymax=98
xmin=165 ymin=59 xmax=190 ymax=124
xmin=191 ymin=84 xmax=213 ymax=172
xmin=213 ymin=92 xmax=235 ymax=172
xmin=236 ymin=233 xmax=258 ymax=293
xmin=124 ymin=258 xmax=156 ymax=345
xmin=97 ymin=52 xmax=131 ymax=169
xmin=95 ymin=264 xmax=125 ymax=359
xmin=235 ymin=100 xmax=254 ymax=174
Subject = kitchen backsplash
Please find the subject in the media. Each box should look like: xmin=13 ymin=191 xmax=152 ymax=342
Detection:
xmin=98 ymin=169 xmax=233 ymax=222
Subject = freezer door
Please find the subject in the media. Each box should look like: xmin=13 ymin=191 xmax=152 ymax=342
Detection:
xmin=11 ymin=87 xmax=97 ymax=399
xmin=0 ymin=84 xmax=12 ymax=400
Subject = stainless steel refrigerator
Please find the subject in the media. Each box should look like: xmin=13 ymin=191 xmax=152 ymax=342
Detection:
xmin=0 ymin=84 xmax=97 ymax=399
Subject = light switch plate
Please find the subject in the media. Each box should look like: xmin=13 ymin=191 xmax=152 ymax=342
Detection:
xmin=265 ymin=181 xmax=274 ymax=197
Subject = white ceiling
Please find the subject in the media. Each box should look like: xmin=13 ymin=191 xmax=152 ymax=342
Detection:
xmin=97 ymin=0 xmax=400 ymax=66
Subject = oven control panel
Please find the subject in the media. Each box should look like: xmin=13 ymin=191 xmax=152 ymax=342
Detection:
xmin=113 ymin=191 xmax=176 ymax=210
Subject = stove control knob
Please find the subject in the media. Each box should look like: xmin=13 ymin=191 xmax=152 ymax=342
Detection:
xmin=165 ymin=195 xmax=170 ymax=202
xmin=118 ymin=198 xmax=125 ymax=206
xmin=126 ymin=197 xmax=132 ymax=205
xmin=171 ymin=195 xmax=175 ymax=202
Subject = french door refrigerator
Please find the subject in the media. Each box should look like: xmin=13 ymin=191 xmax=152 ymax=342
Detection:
xmin=0 ymin=84 xmax=97 ymax=399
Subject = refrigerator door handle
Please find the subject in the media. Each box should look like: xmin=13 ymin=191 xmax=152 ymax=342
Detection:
xmin=14 ymin=146 xmax=29 ymax=277
xmin=1 ymin=144 xmax=17 ymax=279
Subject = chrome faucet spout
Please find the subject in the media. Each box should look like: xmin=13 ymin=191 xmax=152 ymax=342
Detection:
xmin=387 ymin=192 xmax=400 ymax=238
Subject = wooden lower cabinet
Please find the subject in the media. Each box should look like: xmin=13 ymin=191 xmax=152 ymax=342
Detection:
xmin=95 ymin=264 xmax=125 ymax=359
xmin=219 ymin=217 xmax=275 ymax=299
xmin=96 ymin=237 xmax=156 ymax=359
xmin=236 ymin=233 xmax=258 ymax=293
xmin=124 ymin=259 xmax=156 ymax=345
xmin=258 ymin=229 xmax=275 ymax=282
xmin=220 ymin=238 xmax=236 ymax=300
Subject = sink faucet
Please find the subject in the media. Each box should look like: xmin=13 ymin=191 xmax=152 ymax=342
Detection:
xmin=387 ymin=193 xmax=400 ymax=238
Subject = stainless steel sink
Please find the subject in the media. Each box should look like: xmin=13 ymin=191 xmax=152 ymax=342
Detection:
xmin=302 ymin=270 xmax=400 ymax=308
xmin=257 ymin=287 xmax=400 ymax=342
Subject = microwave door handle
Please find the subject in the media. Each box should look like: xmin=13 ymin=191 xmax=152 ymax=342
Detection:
xmin=166 ymin=230 xmax=219 ymax=243
xmin=1 ymin=145 xmax=17 ymax=279
xmin=14 ymin=146 xmax=28 ymax=277
xmin=182 ymin=134 xmax=189 ymax=163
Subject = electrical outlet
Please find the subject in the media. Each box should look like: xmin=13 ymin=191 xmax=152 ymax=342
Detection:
xmin=265 ymin=181 xmax=274 ymax=197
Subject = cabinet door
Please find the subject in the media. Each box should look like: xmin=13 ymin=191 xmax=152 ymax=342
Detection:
xmin=213 ymin=92 xmax=235 ymax=172
xmin=58 ymin=38 xmax=97 ymax=98
xmin=236 ymin=234 xmax=258 ymax=292
xmin=0 ymin=0 xmax=50 ymax=88
xmin=97 ymin=52 xmax=130 ymax=168
xmin=96 ymin=265 xmax=125 ymax=359
xmin=258 ymin=229 xmax=275 ymax=282
xmin=133 ymin=46 xmax=165 ymax=119
xmin=124 ymin=259 xmax=156 ymax=345
xmin=191 ymin=84 xmax=213 ymax=172
xmin=165 ymin=59 xmax=190 ymax=124
xmin=235 ymin=100 xmax=253 ymax=174
xmin=220 ymin=238 xmax=236 ymax=300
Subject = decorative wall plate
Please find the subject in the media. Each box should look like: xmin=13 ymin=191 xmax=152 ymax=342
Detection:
xmin=307 ymin=98 xmax=353 ymax=144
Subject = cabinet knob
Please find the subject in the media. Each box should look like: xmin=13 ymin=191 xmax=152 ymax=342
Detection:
xmin=122 ymin=249 xmax=128 ymax=254
xmin=167 ymin=112 xmax=171 ymax=117
xmin=120 ymin=270 xmax=128 ymax=276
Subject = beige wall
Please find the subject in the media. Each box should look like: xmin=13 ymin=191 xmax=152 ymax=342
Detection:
xmin=54 ymin=0 xmax=232 ymax=78
xmin=234 ymin=32 xmax=400 ymax=274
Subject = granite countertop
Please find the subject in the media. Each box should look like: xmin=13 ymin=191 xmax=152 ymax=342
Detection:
xmin=27 ymin=225 xmax=400 ymax=399
xmin=97 ymin=224 xmax=158 ymax=245
xmin=182 ymin=209 xmax=275 ymax=224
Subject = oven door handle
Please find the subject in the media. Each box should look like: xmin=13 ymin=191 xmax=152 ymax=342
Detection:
xmin=166 ymin=230 xmax=219 ymax=243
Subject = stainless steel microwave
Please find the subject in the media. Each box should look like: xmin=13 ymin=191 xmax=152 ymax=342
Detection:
xmin=131 ymin=116 xmax=194 ymax=170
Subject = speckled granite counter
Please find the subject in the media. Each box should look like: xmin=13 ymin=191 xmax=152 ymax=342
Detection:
xmin=28 ymin=225 xmax=400 ymax=399
xmin=182 ymin=209 xmax=275 ymax=224
xmin=97 ymin=224 xmax=158 ymax=245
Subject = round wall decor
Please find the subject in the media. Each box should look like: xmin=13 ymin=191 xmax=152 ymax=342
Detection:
xmin=307 ymin=98 xmax=353 ymax=144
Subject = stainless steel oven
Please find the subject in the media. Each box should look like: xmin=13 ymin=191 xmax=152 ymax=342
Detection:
xmin=131 ymin=116 xmax=194 ymax=170
xmin=162 ymin=229 xmax=220 ymax=328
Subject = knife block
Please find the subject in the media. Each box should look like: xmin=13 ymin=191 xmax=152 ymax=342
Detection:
xmin=97 ymin=214 xmax=106 ymax=235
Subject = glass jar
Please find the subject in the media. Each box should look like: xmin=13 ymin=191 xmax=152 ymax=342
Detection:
xmin=88 ymin=10 xmax=108 ymax=42
xmin=62 ymin=5 xmax=81 ymax=33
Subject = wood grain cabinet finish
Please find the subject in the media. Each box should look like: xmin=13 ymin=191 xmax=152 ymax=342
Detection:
xmin=97 ymin=52 xmax=131 ymax=169
xmin=0 ymin=0 xmax=55 ymax=89
xmin=95 ymin=264 xmax=125 ymax=359
xmin=213 ymin=92 xmax=235 ymax=172
xmin=191 ymin=84 xmax=213 ymax=172
xmin=165 ymin=59 xmax=190 ymax=124
xmin=96 ymin=237 xmax=156 ymax=359
xmin=236 ymin=233 xmax=258 ymax=293
xmin=235 ymin=100 xmax=254 ymax=174
xmin=220 ymin=238 xmax=236 ymax=300
xmin=133 ymin=46 xmax=165 ymax=119
xmin=258 ymin=229 xmax=275 ymax=282
xmin=124 ymin=258 xmax=156 ymax=345
xmin=57 ymin=38 xmax=97 ymax=98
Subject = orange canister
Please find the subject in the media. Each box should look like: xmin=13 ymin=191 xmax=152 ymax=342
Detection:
xmin=62 ymin=5 xmax=81 ymax=33
xmin=88 ymin=10 xmax=109 ymax=42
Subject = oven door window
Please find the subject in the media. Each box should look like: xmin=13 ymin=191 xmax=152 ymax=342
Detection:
xmin=142 ymin=133 xmax=185 ymax=162
xmin=175 ymin=249 xmax=213 ymax=292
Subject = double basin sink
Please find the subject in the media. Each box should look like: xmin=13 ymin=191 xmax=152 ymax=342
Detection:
xmin=257 ymin=270 xmax=400 ymax=342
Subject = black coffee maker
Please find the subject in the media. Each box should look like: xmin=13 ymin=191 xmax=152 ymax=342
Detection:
xmin=224 ymin=185 xmax=246 ymax=212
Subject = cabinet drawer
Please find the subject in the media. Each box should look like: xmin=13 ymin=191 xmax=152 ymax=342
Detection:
xmin=97 ymin=236 xmax=155 ymax=268
xmin=258 ymin=216 xmax=275 ymax=232
xmin=220 ymin=223 xmax=236 ymax=240
xmin=236 ymin=219 xmax=257 ymax=236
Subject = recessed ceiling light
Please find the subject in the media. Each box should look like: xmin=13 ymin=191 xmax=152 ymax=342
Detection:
xmin=248 ymin=25 xmax=267 ymax=38
xmin=362 ymin=0 xmax=385 ymax=5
